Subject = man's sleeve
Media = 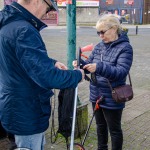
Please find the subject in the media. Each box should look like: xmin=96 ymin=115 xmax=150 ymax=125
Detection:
xmin=16 ymin=27 xmax=82 ymax=89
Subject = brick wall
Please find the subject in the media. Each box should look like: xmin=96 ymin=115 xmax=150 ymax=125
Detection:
xmin=58 ymin=7 xmax=99 ymax=25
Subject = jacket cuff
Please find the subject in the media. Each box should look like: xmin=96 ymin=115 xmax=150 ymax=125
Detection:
xmin=53 ymin=59 xmax=57 ymax=65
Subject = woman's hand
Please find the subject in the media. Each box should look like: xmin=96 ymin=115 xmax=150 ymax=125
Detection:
xmin=55 ymin=62 xmax=68 ymax=70
xmin=83 ymin=63 xmax=96 ymax=73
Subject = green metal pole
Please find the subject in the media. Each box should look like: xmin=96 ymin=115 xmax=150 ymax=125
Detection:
xmin=66 ymin=0 xmax=81 ymax=105
xmin=66 ymin=0 xmax=76 ymax=70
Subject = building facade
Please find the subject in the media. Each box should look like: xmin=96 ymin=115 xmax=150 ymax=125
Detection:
xmin=58 ymin=0 xmax=148 ymax=24
xmin=99 ymin=0 xmax=143 ymax=24
xmin=0 ymin=0 xmax=150 ymax=24
xmin=143 ymin=0 xmax=150 ymax=24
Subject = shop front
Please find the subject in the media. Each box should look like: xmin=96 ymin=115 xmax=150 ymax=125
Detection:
xmin=99 ymin=0 xmax=143 ymax=24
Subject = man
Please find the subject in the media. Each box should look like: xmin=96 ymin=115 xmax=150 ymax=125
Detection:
xmin=0 ymin=0 xmax=84 ymax=149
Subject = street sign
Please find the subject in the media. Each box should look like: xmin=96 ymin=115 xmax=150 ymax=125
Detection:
xmin=66 ymin=0 xmax=72 ymax=4
xmin=106 ymin=0 xmax=113 ymax=5
xmin=124 ymin=0 xmax=134 ymax=5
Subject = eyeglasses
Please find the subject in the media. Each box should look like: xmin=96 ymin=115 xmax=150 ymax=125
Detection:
xmin=43 ymin=0 xmax=54 ymax=13
xmin=97 ymin=27 xmax=112 ymax=36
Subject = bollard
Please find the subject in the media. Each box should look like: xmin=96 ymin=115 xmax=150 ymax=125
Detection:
xmin=136 ymin=26 xmax=138 ymax=35
xmin=75 ymin=103 xmax=88 ymax=139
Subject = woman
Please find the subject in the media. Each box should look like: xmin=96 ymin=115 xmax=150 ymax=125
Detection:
xmin=74 ymin=14 xmax=133 ymax=150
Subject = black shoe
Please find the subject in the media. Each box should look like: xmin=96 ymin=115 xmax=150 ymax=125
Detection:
xmin=0 ymin=123 xmax=7 ymax=140
xmin=8 ymin=141 xmax=17 ymax=150
xmin=0 ymin=133 xmax=7 ymax=140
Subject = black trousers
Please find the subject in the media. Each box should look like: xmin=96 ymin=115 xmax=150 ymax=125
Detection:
xmin=92 ymin=103 xmax=123 ymax=150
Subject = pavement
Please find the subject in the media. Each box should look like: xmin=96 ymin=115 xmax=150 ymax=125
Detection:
xmin=0 ymin=24 xmax=150 ymax=150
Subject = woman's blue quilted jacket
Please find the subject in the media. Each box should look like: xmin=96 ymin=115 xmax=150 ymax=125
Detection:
xmin=85 ymin=32 xmax=133 ymax=109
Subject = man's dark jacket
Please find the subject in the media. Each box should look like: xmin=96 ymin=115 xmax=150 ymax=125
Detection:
xmin=0 ymin=2 xmax=81 ymax=135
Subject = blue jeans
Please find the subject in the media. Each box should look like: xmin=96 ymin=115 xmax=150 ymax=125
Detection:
xmin=15 ymin=132 xmax=46 ymax=150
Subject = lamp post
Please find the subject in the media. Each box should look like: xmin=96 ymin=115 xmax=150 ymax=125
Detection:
xmin=66 ymin=0 xmax=76 ymax=70
xmin=66 ymin=0 xmax=82 ymax=106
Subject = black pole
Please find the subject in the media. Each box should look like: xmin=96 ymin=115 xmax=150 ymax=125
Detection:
xmin=136 ymin=25 xmax=138 ymax=35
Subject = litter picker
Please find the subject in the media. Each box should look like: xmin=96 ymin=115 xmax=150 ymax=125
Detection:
xmin=69 ymin=44 xmax=93 ymax=150
xmin=73 ymin=96 xmax=104 ymax=149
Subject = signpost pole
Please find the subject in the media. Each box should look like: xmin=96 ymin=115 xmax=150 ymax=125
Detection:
xmin=66 ymin=0 xmax=76 ymax=70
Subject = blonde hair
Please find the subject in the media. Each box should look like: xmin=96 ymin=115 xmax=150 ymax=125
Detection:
xmin=96 ymin=14 xmax=122 ymax=34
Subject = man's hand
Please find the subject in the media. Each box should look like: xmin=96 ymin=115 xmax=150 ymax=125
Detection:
xmin=55 ymin=62 xmax=68 ymax=70
xmin=72 ymin=60 xmax=77 ymax=69
xmin=83 ymin=63 xmax=96 ymax=73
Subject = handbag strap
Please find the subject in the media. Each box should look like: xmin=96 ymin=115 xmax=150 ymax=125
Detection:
xmin=128 ymin=73 xmax=132 ymax=86
xmin=107 ymin=73 xmax=132 ymax=92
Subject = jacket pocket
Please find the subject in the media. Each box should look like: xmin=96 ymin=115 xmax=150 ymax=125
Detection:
xmin=38 ymin=90 xmax=54 ymax=114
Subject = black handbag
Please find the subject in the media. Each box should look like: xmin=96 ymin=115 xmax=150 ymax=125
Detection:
xmin=107 ymin=74 xmax=134 ymax=103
